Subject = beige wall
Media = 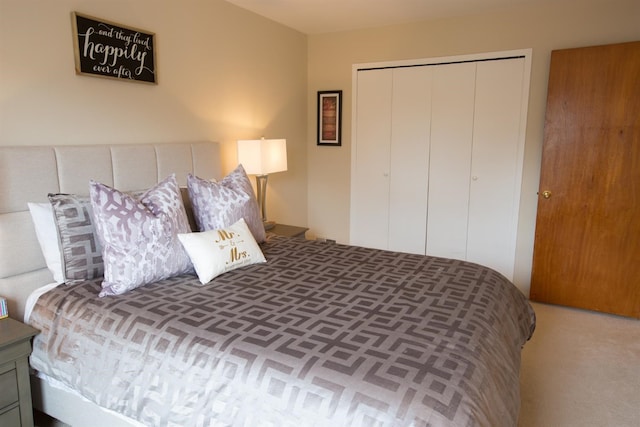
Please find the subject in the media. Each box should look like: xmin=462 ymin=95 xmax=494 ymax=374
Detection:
xmin=0 ymin=0 xmax=308 ymax=227
xmin=306 ymin=0 xmax=640 ymax=295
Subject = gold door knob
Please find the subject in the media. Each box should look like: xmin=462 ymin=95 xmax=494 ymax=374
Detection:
xmin=542 ymin=190 xmax=552 ymax=199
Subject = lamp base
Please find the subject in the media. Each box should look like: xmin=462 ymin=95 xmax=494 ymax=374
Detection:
xmin=264 ymin=220 xmax=276 ymax=231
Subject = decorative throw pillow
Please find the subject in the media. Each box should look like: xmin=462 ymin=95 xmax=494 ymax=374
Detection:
xmin=178 ymin=218 xmax=266 ymax=284
xmin=90 ymin=174 xmax=193 ymax=297
xmin=27 ymin=202 xmax=64 ymax=284
xmin=47 ymin=194 xmax=104 ymax=283
xmin=187 ymin=165 xmax=266 ymax=242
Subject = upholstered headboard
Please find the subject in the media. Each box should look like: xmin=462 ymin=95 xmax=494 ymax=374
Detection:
xmin=0 ymin=142 xmax=222 ymax=321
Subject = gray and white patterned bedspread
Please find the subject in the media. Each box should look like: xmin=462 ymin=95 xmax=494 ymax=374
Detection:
xmin=28 ymin=235 xmax=535 ymax=427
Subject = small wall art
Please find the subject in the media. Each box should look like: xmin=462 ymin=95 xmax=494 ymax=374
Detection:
xmin=317 ymin=90 xmax=342 ymax=146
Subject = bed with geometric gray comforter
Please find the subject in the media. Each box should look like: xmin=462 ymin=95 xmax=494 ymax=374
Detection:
xmin=28 ymin=235 xmax=535 ymax=427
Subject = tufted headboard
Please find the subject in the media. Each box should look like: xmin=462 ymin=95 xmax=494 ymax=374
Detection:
xmin=0 ymin=142 xmax=222 ymax=321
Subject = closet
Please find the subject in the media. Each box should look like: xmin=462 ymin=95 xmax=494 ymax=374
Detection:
xmin=350 ymin=52 xmax=530 ymax=281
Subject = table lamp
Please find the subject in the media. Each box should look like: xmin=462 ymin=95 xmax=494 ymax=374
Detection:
xmin=237 ymin=138 xmax=287 ymax=230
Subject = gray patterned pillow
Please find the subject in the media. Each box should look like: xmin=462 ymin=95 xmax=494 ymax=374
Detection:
xmin=48 ymin=193 xmax=104 ymax=284
xmin=187 ymin=165 xmax=266 ymax=242
xmin=90 ymin=174 xmax=194 ymax=297
xmin=180 ymin=186 xmax=197 ymax=232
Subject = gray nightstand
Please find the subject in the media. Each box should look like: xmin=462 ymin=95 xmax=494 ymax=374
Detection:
xmin=269 ymin=224 xmax=308 ymax=239
xmin=0 ymin=318 xmax=38 ymax=427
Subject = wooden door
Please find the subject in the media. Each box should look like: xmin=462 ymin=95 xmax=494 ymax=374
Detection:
xmin=530 ymin=42 xmax=640 ymax=318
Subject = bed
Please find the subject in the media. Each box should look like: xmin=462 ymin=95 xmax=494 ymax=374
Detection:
xmin=0 ymin=142 xmax=535 ymax=427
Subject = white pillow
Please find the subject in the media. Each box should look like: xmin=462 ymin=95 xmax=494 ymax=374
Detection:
xmin=178 ymin=218 xmax=266 ymax=284
xmin=27 ymin=202 xmax=64 ymax=284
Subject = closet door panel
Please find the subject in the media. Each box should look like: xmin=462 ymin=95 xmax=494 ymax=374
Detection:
xmin=426 ymin=63 xmax=476 ymax=260
xmin=467 ymin=58 xmax=526 ymax=279
xmin=351 ymin=69 xmax=393 ymax=249
xmin=388 ymin=67 xmax=432 ymax=254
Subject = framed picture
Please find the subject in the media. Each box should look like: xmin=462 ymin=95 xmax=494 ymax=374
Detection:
xmin=71 ymin=12 xmax=157 ymax=84
xmin=317 ymin=90 xmax=342 ymax=146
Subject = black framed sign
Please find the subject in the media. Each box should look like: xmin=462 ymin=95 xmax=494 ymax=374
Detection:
xmin=317 ymin=90 xmax=342 ymax=146
xmin=71 ymin=12 xmax=157 ymax=84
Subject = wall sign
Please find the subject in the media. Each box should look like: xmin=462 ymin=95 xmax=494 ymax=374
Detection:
xmin=71 ymin=12 xmax=157 ymax=84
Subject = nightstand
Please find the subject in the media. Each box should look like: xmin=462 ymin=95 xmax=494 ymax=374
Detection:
xmin=0 ymin=318 xmax=38 ymax=427
xmin=269 ymin=224 xmax=309 ymax=239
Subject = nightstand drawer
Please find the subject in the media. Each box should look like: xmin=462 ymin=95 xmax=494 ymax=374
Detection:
xmin=0 ymin=318 xmax=38 ymax=427
xmin=0 ymin=369 xmax=18 ymax=412
xmin=0 ymin=368 xmax=19 ymax=409
xmin=0 ymin=405 xmax=21 ymax=427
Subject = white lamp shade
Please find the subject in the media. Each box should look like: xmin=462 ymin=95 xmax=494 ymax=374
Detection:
xmin=237 ymin=138 xmax=287 ymax=175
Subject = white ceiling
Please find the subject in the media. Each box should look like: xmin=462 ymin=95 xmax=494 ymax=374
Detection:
xmin=225 ymin=0 xmax=537 ymax=34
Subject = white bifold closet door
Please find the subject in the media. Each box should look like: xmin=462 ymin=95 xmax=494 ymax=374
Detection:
xmin=428 ymin=59 xmax=526 ymax=278
xmin=351 ymin=56 xmax=527 ymax=280
xmin=388 ymin=67 xmax=432 ymax=254
xmin=466 ymin=58 xmax=526 ymax=278
xmin=427 ymin=62 xmax=476 ymax=261
xmin=351 ymin=68 xmax=393 ymax=251
xmin=351 ymin=67 xmax=432 ymax=254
